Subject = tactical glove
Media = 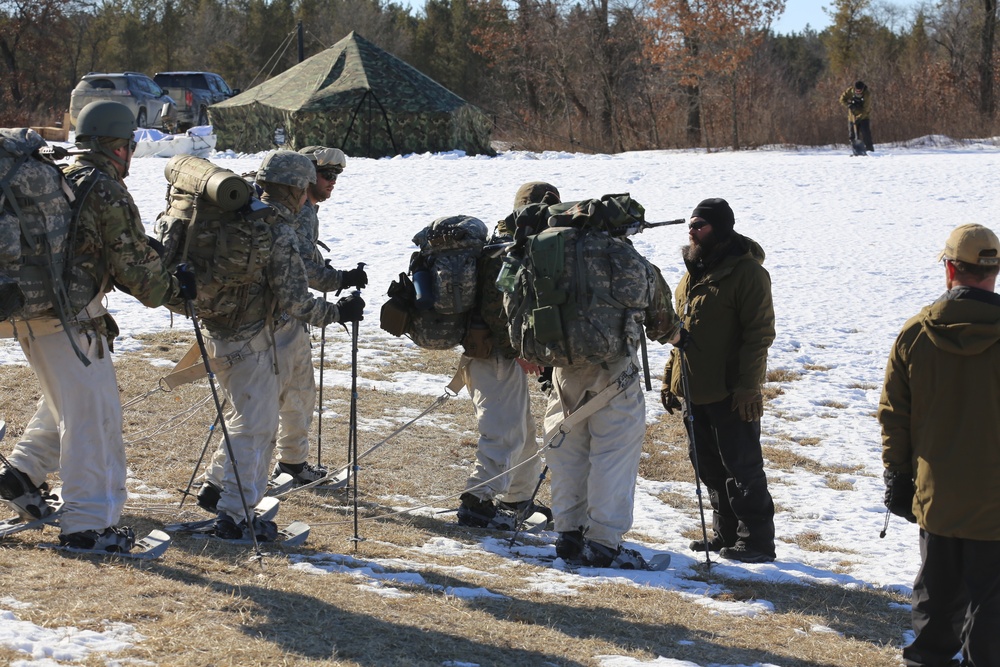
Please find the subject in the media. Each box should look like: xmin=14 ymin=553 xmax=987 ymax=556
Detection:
xmin=883 ymin=469 xmax=917 ymax=523
xmin=731 ymin=388 xmax=763 ymax=422
xmin=675 ymin=328 xmax=692 ymax=351
xmin=174 ymin=265 xmax=198 ymax=301
xmin=660 ymin=387 xmax=681 ymax=415
xmin=335 ymin=293 xmax=365 ymax=323
xmin=341 ymin=267 xmax=368 ymax=290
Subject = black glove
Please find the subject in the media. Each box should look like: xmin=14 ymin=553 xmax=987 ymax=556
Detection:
xmin=538 ymin=366 xmax=553 ymax=394
xmin=341 ymin=266 xmax=368 ymax=290
xmin=660 ymin=387 xmax=681 ymax=415
xmin=883 ymin=469 xmax=917 ymax=523
xmin=174 ymin=265 xmax=197 ymax=301
xmin=335 ymin=293 xmax=365 ymax=323
xmin=675 ymin=328 xmax=692 ymax=351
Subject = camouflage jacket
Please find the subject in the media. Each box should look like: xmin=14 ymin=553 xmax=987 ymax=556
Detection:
xmin=201 ymin=199 xmax=339 ymax=341
xmin=268 ymin=200 xmax=339 ymax=327
xmin=63 ymin=154 xmax=177 ymax=316
xmin=475 ymin=228 xmax=516 ymax=358
xmin=292 ymin=201 xmax=345 ymax=293
xmin=645 ymin=263 xmax=681 ymax=344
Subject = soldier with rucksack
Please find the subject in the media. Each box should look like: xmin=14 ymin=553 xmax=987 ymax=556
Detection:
xmin=186 ymin=150 xmax=363 ymax=540
xmin=267 ymin=145 xmax=367 ymax=487
xmin=0 ymin=101 xmax=193 ymax=554
xmin=503 ymin=193 xmax=682 ymax=568
xmin=454 ymin=182 xmax=559 ymax=529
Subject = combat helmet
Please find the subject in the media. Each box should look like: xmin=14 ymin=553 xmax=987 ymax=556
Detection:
xmin=75 ymin=101 xmax=137 ymax=141
xmin=257 ymin=150 xmax=316 ymax=189
xmin=298 ymin=146 xmax=347 ymax=175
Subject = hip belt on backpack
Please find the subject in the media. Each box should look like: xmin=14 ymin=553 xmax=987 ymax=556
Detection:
xmin=159 ymin=326 xmax=274 ymax=390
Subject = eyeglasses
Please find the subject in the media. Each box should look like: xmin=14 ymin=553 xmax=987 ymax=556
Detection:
xmin=317 ymin=170 xmax=339 ymax=182
xmin=689 ymin=220 xmax=711 ymax=231
xmin=129 ymin=139 xmax=137 ymax=153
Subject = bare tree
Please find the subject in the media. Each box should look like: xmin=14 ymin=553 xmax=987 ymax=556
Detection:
xmin=644 ymin=0 xmax=785 ymax=149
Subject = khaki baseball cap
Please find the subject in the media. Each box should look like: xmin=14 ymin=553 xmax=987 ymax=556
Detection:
xmin=938 ymin=224 xmax=1000 ymax=265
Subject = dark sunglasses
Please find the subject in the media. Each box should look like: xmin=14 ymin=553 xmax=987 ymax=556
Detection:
xmin=317 ymin=170 xmax=339 ymax=181
xmin=129 ymin=139 xmax=138 ymax=153
xmin=689 ymin=219 xmax=711 ymax=231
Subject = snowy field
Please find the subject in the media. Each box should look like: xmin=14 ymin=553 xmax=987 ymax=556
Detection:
xmin=3 ymin=136 xmax=998 ymax=665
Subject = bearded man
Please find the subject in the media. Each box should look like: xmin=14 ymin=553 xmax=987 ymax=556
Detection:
xmin=660 ymin=197 xmax=777 ymax=563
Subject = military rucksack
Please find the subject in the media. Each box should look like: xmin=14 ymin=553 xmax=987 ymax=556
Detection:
xmin=153 ymin=155 xmax=273 ymax=327
xmin=379 ymin=215 xmax=488 ymax=350
xmin=502 ymin=194 xmax=656 ymax=367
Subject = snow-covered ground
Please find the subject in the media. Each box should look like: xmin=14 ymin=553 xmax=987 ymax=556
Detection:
xmin=5 ymin=136 xmax=998 ymax=665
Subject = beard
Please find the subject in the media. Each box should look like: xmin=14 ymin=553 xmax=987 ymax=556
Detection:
xmin=682 ymin=228 xmax=719 ymax=264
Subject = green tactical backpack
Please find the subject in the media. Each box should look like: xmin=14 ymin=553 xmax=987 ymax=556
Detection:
xmin=153 ymin=155 xmax=273 ymax=328
xmin=380 ymin=215 xmax=488 ymax=350
xmin=502 ymin=194 xmax=656 ymax=367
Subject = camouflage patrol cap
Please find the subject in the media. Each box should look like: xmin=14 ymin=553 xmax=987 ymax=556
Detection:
xmin=514 ymin=182 xmax=560 ymax=207
xmin=257 ymin=150 xmax=317 ymax=189
xmin=299 ymin=146 xmax=347 ymax=174
xmin=75 ymin=101 xmax=137 ymax=141
xmin=938 ymin=224 xmax=1000 ymax=265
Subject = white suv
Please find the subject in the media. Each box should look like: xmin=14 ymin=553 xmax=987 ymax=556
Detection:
xmin=69 ymin=72 xmax=175 ymax=131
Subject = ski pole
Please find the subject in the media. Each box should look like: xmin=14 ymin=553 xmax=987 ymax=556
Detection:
xmin=507 ymin=464 xmax=549 ymax=548
xmin=338 ymin=263 xmax=365 ymax=483
xmin=317 ymin=291 xmax=326 ymax=468
xmin=348 ymin=303 xmax=362 ymax=550
xmin=678 ymin=340 xmax=711 ymax=570
xmin=178 ymin=407 xmax=224 ymax=509
xmin=640 ymin=335 xmax=651 ymax=391
xmin=184 ymin=293 xmax=261 ymax=558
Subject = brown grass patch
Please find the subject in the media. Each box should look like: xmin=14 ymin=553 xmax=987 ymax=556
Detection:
xmin=849 ymin=382 xmax=880 ymax=390
xmin=767 ymin=368 xmax=803 ymax=383
xmin=819 ymin=400 xmax=848 ymax=409
xmin=0 ymin=332 xmax=908 ymax=666
xmin=763 ymin=446 xmax=865 ymax=476
xmin=804 ymin=363 xmax=831 ymax=371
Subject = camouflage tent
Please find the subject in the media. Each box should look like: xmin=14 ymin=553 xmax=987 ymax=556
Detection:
xmin=209 ymin=32 xmax=494 ymax=157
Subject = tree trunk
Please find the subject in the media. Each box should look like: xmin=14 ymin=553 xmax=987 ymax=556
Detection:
xmin=979 ymin=0 xmax=997 ymax=117
xmin=730 ymin=76 xmax=739 ymax=150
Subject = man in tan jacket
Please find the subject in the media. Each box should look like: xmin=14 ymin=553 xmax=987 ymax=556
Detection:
xmin=879 ymin=223 xmax=1000 ymax=667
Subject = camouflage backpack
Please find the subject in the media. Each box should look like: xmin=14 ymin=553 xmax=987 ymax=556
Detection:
xmin=379 ymin=215 xmax=488 ymax=350
xmin=502 ymin=195 xmax=656 ymax=367
xmin=0 ymin=128 xmax=95 ymax=362
xmin=154 ymin=155 xmax=273 ymax=327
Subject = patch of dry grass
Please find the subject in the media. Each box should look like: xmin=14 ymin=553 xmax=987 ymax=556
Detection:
xmin=0 ymin=332 xmax=908 ymax=666
xmin=766 ymin=368 xmax=803 ymax=383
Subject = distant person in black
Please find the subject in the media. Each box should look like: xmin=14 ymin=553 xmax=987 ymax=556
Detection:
xmin=839 ymin=80 xmax=874 ymax=153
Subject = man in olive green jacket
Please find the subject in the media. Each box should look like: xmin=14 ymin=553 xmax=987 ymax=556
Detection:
xmin=661 ymin=198 xmax=776 ymax=563
xmin=879 ymin=223 xmax=1000 ymax=667
xmin=839 ymin=80 xmax=874 ymax=152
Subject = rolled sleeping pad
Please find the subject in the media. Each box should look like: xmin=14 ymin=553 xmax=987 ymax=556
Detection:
xmin=163 ymin=154 xmax=251 ymax=211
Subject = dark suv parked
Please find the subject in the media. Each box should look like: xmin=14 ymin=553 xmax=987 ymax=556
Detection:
xmin=69 ymin=72 xmax=175 ymax=130
xmin=153 ymin=72 xmax=238 ymax=130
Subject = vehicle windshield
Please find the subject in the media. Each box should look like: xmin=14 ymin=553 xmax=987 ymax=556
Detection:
xmin=155 ymin=74 xmax=206 ymax=88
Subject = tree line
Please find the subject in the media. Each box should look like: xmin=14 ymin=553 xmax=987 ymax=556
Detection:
xmin=3 ymin=0 xmax=999 ymax=152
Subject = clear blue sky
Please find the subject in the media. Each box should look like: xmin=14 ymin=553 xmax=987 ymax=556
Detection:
xmin=771 ymin=0 xmax=924 ymax=35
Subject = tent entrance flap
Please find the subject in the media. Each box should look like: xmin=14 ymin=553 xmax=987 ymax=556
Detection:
xmin=342 ymin=89 xmax=397 ymax=158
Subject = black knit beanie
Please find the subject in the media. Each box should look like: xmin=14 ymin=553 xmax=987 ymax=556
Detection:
xmin=691 ymin=198 xmax=735 ymax=235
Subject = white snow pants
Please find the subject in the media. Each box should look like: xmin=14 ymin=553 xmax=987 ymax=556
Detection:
xmin=543 ymin=355 xmax=645 ymax=549
xmin=202 ymin=329 xmax=280 ymax=521
xmin=8 ymin=323 xmax=126 ymax=535
xmin=461 ymin=353 xmax=540 ymax=502
xmin=272 ymin=319 xmax=316 ymax=466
